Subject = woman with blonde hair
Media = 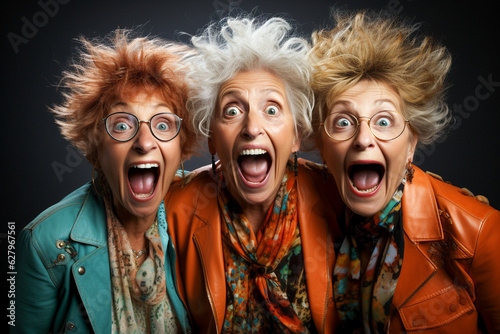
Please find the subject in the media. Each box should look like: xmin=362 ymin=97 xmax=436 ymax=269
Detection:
xmin=310 ymin=11 xmax=500 ymax=333
xmin=15 ymin=30 xmax=197 ymax=333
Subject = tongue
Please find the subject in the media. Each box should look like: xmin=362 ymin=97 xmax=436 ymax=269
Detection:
xmin=351 ymin=168 xmax=380 ymax=191
xmin=239 ymin=156 xmax=269 ymax=183
xmin=129 ymin=169 xmax=156 ymax=195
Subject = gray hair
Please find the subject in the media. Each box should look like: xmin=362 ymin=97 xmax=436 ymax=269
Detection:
xmin=185 ymin=16 xmax=314 ymax=140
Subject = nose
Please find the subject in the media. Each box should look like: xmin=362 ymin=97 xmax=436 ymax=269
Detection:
xmin=353 ymin=119 xmax=375 ymax=150
xmin=132 ymin=121 xmax=157 ymax=153
xmin=240 ymin=108 xmax=264 ymax=140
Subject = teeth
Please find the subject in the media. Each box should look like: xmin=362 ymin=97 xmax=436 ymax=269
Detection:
xmin=134 ymin=187 xmax=155 ymax=198
xmin=350 ymin=180 xmax=378 ymax=193
xmin=131 ymin=163 xmax=159 ymax=169
xmin=239 ymin=149 xmax=267 ymax=156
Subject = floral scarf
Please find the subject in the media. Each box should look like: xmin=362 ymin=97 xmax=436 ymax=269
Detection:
xmin=104 ymin=195 xmax=181 ymax=333
xmin=218 ymin=162 xmax=314 ymax=333
xmin=333 ymin=183 xmax=405 ymax=334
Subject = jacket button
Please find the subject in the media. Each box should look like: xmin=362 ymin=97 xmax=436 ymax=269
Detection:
xmin=66 ymin=322 xmax=75 ymax=330
xmin=459 ymin=297 xmax=468 ymax=305
xmin=78 ymin=267 xmax=86 ymax=275
xmin=57 ymin=254 xmax=66 ymax=262
xmin=449 ymin=304 xmax=458 ymax=312
xmin=56 ymin=240 xmax=65 ymax=249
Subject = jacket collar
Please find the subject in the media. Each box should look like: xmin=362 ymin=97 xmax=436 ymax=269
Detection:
xmin=401 ymin=167 xmax=443 ymax=242
xmin=70 ymin=185 xmax=107 ymax=247
xmin=392 ymin=167 xmax=443 ymax=308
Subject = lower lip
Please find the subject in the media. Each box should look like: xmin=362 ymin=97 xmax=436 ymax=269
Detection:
xmin=347 ymin=178 xmax=382 ymax=198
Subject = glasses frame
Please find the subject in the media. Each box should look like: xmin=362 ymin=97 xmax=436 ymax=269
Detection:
xmin=101 ymin=111 xmax=183 ymax=142
xmin=321 ymin=111 xmax=410 ymax=142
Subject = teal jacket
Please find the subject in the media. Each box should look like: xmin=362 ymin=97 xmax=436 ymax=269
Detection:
xmin=14 ymin=183 xmax=191 ymax=333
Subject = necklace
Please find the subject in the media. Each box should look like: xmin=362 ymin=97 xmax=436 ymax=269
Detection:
xmin=132 ymin=249 xmax=147 ymax=259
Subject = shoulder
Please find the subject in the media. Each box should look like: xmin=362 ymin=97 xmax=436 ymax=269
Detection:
xmin=25 ymin=183 xmax=93 ymax=232
xmin=425 ymin=171 xmax=500 ymax=253
xmin=296 ymin=158 xmax=344 ymax=213
xmin=21 ymin=183 xmax=100 ymax=254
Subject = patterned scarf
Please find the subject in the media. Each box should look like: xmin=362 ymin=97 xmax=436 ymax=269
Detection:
xmin=218 ymin=162 xmax=313 ymax=333
xmin=333 ymin=183 xmax=405 ymax=334
xmin=104 ymin=195 xmax=181 ymax=333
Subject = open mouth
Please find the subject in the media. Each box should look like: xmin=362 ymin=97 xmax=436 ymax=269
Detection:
xmin=348 ymin=163 xmax=385 ymax=194
xmin=237 ymin=148 xmax=272 ymax=185
xmin=128 ymin=163 xmax=159 ymax=199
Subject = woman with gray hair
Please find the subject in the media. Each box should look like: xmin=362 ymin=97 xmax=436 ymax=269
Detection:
xmin=165 ymin=16 xmax=342 ymax=333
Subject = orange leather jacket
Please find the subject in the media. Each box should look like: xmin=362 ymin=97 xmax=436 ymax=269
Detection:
xmin=165 ymin=160 xmax=343 ymax=333
xmin=388 ymin=167 xmax=500 ymax=333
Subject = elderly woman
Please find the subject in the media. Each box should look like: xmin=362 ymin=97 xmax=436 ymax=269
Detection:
xmin=15 ymin=30 xmax=196 ymax=333
xmin=165 ymin=17 xmax=342 ymax=333
xmin=310 ymin=11 xmax=500 ymax=333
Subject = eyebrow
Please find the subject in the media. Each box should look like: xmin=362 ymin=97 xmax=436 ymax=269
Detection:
xmin=331 ymin=98 xmax=398 ymax=108
xmin=219 ymin=87 xmax=285 ymax=100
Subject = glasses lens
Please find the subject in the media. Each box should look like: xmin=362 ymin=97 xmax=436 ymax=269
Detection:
xmin=151 ymin=113 xmax=181 ymax=141
xmin=324 ymin=112 xmax=358 ymax=140
xmin=370 ymin=111 xmax=406 ymax=140
xmin=105 ymin=113 xmax=137 ymax=141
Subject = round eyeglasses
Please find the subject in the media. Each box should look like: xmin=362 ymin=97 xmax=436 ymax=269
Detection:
xmin=321 ymin=110 xmax=410 ymax=141
xmin=102 ymin=112 xmax=182 ymax=142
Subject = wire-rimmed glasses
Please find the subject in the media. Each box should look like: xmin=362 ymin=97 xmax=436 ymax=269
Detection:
xmin=321 ymin=110 xmax=409 ymax=141
xmin=102 ymin=112 xmax=182 ymax=142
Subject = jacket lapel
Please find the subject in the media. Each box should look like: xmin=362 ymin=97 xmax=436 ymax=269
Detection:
xmin=297 ymin=164 xmax=337 ymax=333
xmin=69 ymin=189 xmax=111 ymax=333
xmin=393 ymin=167 xmax=443 ymax=309
xmin=192 ymin=195 xmax=226 ymax=333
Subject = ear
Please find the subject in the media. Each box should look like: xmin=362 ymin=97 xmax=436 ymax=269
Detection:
xmin=407 ymin=134 xmax=418 ymax=162
xmin=292 ymin=130 xmax=302 ymax=153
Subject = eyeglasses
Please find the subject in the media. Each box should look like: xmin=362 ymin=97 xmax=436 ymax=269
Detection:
xmin=102 ymin=112 xmax=182 ymax=142
xmin=321 ymin=110 xmax=409 ymax=141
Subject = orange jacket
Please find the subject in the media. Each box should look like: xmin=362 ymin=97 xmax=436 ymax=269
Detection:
xmin=165 ymin=160 xmax=343 ymax=333
xmin=389 ymin=166 xmax=500 ymax=333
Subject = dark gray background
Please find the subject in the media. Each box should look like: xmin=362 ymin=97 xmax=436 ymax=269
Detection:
xmin=2 ymin=0 xmax=499 ymax=329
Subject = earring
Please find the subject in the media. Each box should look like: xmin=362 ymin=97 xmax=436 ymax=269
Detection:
xmin=405 ymin=159 xmax=414 ymax=184
xmin=294 ymin=152 xmax=298 ymax=177
xmin=322 ymin=162 xmax=328 ymax=182
xmin=212 ymin=154 xmax=216 ymax=177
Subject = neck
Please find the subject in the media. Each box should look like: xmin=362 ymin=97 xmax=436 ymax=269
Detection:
xmin=241 ymin=203 xmax=271 ymax=234
xmin=114 ymin=205 xmax=156 ymax=251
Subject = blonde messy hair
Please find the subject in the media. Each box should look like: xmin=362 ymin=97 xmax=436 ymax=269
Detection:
xmin=51 ymin=29 xmax=198 ymax=167
xmin=310 ymin=11 xmax=452 ymax=147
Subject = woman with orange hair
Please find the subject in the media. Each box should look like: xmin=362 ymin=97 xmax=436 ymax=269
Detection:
xmin=14 ymin=30 xmax=197 ymax=333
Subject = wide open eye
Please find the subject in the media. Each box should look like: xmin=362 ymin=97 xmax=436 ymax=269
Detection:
xmin=265 ymin=105 xmax=279 ymax=116
xmin=224 ymin=106 xmax=241 ymax=117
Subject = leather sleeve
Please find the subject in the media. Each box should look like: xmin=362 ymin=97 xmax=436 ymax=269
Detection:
xmin=13 ymin=229 xmax=59 ymax=334
xmin=470 ymin=209 xmax=500 ymax=332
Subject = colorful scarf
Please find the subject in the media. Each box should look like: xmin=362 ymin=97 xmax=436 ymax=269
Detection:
xmin=104 ymin=195 xmax=181 ymax=333
xmin=218 ymin=162 xmax=314 ymax=333
xmin=333 ymin=183 xmax=405 ymax=334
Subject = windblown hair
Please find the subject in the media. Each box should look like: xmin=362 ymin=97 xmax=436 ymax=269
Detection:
xmin=185 ymin=16 xmax=314 ymax=139
xmin=51 ymin=29 xmax=198 ymax=167
xmin=310 ymin=11 xmax=452 ymax=146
